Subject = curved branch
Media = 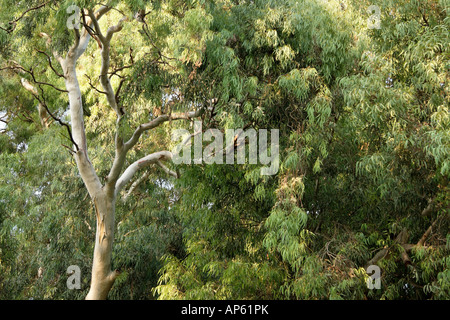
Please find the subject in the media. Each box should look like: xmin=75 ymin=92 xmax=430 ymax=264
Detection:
xmin=36 ymin=49 xmax=65 ymax=78
xmin=115 ymin=151 xmax=173 ymax=196
xmin=5 ymin=62 xmax=67 ymax=93
xmin=1 ymin=1 xmax=51 ymax=33
xmin=88 ymin=9 xmax=106 ymax=43
xmin=417 ymin=219 xmax=438 ymax=247
xmin=39 ymin=32 xmax=63 ymax=64
xmin=85 ymin=74 xmax=108 ymax=95
xmin=105 ymin=15 xmax=128 ymax=42
xmin=88 ymin=9 xmax=127 ymax=116
xmin=124 ymin=108 xmax=204 ymax=153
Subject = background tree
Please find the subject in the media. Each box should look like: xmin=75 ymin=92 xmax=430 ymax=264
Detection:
xmin=154 ymin=0 xmax=449 ymax=300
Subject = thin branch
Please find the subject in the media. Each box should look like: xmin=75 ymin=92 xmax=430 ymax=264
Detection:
xmin=1 ymin=1 xmax=51 ymax=33
xmin=20 ymin=78 xmax=49 ymax=128
xmin=22 ymin=74 xmax=77 ymax=151
xmin=17 ymin=111 xmax=36 ymax=124
xmin=85 ymin=74 xmax=108 ymax=95
xmin=123 ymin=224 xmax=151 ymax=238
xmin=417 ymin=219 xmax=438 ymax=247
xmin=81 ymin=11 xmax=97 ymax=35
xmin=115 ymin=78 xmax=126 ymax=106
xmin=124 ymin=108 xmax=205 ymax=153
xmin=123 ymin=170 xmax=150 ymax=201
xmin=36 ymin=49 xmax=65 ymax=78
xmin=3 ymin=63 xmax=67 ymax=93
xmin=39 ymin=32 xmax=63 ymax=64
xmin=142 ymin=23 xmax=176 ymax=62
xmin=61 ymin=143 xmax=76 ymax=155
xmin=88 ymin=8 xmax=127 ymax=116
xmin=11 ymin=1 xmax=50 ymax=24
xmin=81 ymin=10 xmax=102 ymax=50
xmin=26 ymin=86 xmax=79 ymax=151
xmin=108 ymin=64 xmax=133 ymax=79
xmin=37 ymin=93 xmax=79 ymax=151
xmin=88 ymin=9 xmax=106 ymax=43
xmin=75 ymin=6 xmax=111 ymax=58
xmin=156 ymin=160 xmax=178 ymax=178
xmin=94 ymin=2 xmax=127 ymax=18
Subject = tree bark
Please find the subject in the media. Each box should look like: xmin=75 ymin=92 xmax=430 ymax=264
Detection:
xmin=85 ymin=190 xmax=119 ymax=300
xmin=62 ymin=34 xmax=118 ymax=299
xmin=64 ymin=59 xmax=120 ymax=300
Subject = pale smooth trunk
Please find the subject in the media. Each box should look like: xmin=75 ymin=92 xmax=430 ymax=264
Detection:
xmin=64 ymin=58 xmax=118 ymax=300
xmin=85 ymin=190 xmax=118 ymax=300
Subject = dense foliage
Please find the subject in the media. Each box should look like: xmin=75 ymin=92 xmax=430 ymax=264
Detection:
xmin=0 ymin=0 xmax=448 ymax=300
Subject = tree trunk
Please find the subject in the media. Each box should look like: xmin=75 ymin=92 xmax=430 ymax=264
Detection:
xmin=85 ymin=190 xmax=119 ymax=300
xmin=63 ymin=56 xmax=118 ymax=300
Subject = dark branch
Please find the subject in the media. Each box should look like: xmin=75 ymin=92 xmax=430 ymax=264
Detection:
xmin=81 ymin=9 xmax=103 ymax=50
xmin=88 ymin=8 xmax=105 ymax=43
xmin=1 ymin=64 xmax=67 ymax=93
xmin=1 ymin=1 xmax=51 ymax=33
xmin=85 ymin=74 xmax=108 ymax=95
xmin=61 ymin=143 xmax=76 ymax=155
xmin=30 ymin=86 xmax=79 ymax=151
xmin=115 ymin=78 xmax=126 ymax=105
xmin=36 ymin=49 xmax=65 ymax=78
xmin=108 ymin=64 xmax=132 ymax=79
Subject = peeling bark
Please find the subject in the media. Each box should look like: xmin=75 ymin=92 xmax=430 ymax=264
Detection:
xmin=85 ymin=193 xmax=119 ymax=300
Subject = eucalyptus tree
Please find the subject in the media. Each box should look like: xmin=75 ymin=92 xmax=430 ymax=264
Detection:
xmin=1 ymin=0 xmax=212 ymax=299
